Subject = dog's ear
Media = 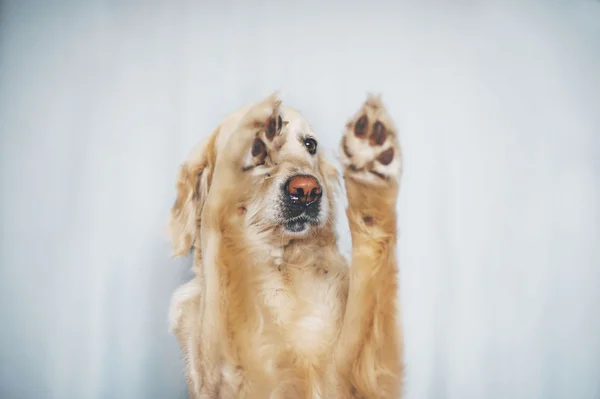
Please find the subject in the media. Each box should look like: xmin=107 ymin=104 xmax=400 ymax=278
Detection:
xmin=168 ymin=133 xmax=217 ymax=257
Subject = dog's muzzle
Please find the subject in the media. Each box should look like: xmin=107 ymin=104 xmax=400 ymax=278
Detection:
xmin=281 ymin=174 xmax=323 ymax=232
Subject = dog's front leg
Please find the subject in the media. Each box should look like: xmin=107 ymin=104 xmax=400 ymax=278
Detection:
xmin=194 ymin=94 xmax=284 ymax=398
xmin=332 ymin=95 xmax=404 ymax=398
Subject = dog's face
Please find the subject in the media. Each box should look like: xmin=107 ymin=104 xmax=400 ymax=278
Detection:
xmin=168 ymin=106 xmax=339 ymax=257
xmin=243 ymin=108 xmax=337 ymax=238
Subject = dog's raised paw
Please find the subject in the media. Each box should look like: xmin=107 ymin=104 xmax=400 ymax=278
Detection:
xmin=240 ymin=93 xmax=286 ymax=173
xmin=340 ymin=95 xmax=402 ymax=186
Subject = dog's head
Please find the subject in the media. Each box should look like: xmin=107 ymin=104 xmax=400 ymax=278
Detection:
xmin=168 ymin=105 xmax=339 ymax=257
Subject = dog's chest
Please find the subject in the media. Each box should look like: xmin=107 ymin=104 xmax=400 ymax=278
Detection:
xmin=260 ymin=264 xmax=343 ymax=361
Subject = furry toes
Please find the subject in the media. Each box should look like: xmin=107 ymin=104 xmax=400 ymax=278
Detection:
xmin=340 ymin=95 xmax=402 ymax=187
xmin=207 ymin=93 xmax=286 ymax=210
xmin=239 ymin=93 xmax=286 ymax=173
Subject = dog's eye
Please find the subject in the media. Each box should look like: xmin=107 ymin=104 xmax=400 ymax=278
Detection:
xmin=304 ymin=138 xmax=317 ymax=155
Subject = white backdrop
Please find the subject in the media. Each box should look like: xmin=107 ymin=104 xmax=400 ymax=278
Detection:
xmin=1 ymin=1 xmax=599 ymax=399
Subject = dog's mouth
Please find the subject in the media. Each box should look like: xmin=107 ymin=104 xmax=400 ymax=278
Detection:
xmin=283 ymin=214 xmax=320 ymax=233
xmin=280 ymin=198 xmax=322 ymax=234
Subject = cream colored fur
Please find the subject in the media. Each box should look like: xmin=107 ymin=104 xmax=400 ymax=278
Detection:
xmin=168 ymin=93 xmax=404 ymax=398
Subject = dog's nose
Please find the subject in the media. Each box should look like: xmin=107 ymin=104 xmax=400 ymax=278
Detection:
xmin=286 ymin=175 xmax=322 ymax=204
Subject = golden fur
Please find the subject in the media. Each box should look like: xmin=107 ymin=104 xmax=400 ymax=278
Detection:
xmin=168 ymin=93 xmax=404 ymax=398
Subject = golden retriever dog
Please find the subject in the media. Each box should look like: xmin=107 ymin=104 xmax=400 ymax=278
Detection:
xmin=167 ymin=93 xmax=404 ymax=398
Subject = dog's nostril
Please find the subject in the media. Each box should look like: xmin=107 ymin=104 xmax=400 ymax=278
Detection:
xmin=309 ymin=188 xmax=321 ymax=201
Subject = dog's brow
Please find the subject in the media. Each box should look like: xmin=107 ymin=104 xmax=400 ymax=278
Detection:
xmin=299 ymin=133 xmax=317 ymax=141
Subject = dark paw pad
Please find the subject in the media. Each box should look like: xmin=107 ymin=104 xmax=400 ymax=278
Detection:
xmin=369 ymin=121 xmax=388 ymax=146
xmin=265 ymin=115 xmax=283 ymax=141
xmin=252 ymin=138 xmax=266 ymax=157
xmin=354 ymin=115 xmax=368 ymax=138
xmin=376 ymin=147 xmax=394 ymax=165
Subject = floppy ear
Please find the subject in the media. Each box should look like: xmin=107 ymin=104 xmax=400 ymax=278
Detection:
xmin=168 ymin=133 xmax=217 ymax=257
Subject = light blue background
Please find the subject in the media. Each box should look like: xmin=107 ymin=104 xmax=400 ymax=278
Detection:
xmin=1 ymin=1 xmax=599 ymax=398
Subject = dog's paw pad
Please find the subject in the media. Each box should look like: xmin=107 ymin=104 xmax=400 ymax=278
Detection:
xmin=265 ymin=115 xmax=283 ymax=141
xmin=245 ymin=117 xmax=283 ymax=171
xmin=340 ymin=95 xmax=402 ymax=185
xmin=241 ymin=94 xmax=286 ymax=172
